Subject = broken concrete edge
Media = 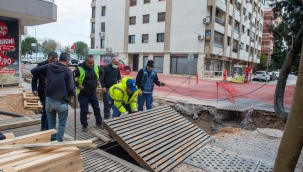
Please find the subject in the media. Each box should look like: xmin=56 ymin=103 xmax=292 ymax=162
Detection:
xmin=256 ymin=128 xmax=284 ymax=138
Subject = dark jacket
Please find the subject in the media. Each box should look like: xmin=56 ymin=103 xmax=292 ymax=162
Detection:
xmin=136 ymin=67 xmax=161 ymax=91
xmin=31 ymin=62 xmax=75 ymax=103
xmin=31 ymin=60 xmax=48 ymax=99
xmin=101 ymin=64 xmax=121 ymax=88
xmin=74 ymin=63 xmax=103 ymax=96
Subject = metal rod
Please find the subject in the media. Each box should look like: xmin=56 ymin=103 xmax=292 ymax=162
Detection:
xmin=216 ymin=82 xmax=218 ymax=104
xmin=73 ymin=71 xmax=77 ymax=141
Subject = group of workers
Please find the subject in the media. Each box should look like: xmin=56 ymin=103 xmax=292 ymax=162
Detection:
xmin=31 ymin=52 xmax=164 ymax=142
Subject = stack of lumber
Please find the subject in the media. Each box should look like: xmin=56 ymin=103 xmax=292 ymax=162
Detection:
xmin=23 ymin=91 xmax=42 ymax=110
xmin=0 ymin=129 xmax=92 ymax=172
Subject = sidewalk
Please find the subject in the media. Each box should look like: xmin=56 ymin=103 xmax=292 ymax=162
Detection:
xmin=0 ymin=81 xmax=31 ymax=97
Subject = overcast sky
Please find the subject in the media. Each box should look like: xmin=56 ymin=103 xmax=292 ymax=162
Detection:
xmin=26 ymin=0 xmax=91 ymax=48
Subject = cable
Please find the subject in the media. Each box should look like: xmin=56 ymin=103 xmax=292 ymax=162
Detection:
xmin=155 ymin=7 xmax=275 ymax=106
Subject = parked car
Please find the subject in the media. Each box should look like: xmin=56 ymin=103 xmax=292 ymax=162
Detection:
xmin=70 ymin=59 xmax=79 ymax=65
xmin=21 ymin=57 xmax=31 ymax=64
xmin=100 ymin=58 xmax=131 ymax=75
xmin=267 ymin=72 xmax=277 ymax=81
xmin=253 ymin=71 xmax=270 ymax=81
xmin=273 ymin=71 xmax=280 ymax=79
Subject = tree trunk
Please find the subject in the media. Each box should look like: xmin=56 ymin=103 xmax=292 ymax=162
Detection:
xmin=274 ymin=27 xmax=303 ymax=120
xmin=273 ymin=38 xmax=303 ymax=171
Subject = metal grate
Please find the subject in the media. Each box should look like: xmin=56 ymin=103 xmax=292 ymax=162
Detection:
xmin=103 ymin=106 xmax=211 ymax=172
xmin=184 ymin=145 xmax=273 ymax=172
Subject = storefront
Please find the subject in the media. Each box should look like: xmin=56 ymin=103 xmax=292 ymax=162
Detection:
xmin=0 ymin=18 xmax=19 ymax=86
xmin=170 ymin=54 xmax=198 ymax=75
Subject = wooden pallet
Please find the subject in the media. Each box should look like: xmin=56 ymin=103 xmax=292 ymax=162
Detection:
xmin=22 ymin=91 xmax=39 ymax=100
xmin=103 ymin=106 xmax=212 ymax=172
xmin=23 ymin=100 xmax=42 ymax=110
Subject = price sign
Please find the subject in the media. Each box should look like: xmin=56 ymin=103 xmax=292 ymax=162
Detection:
xmin=0 ymin=54 xmax=15 ymax=69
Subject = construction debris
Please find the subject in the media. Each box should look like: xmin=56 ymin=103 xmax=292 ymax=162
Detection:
xmin=0 ymin=129 xmax=88 ymax=172
xmin=0 ymin=94 xmax=34 ymax=116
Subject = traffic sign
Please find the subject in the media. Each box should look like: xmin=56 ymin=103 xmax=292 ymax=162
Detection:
xmin=187 ymin=53 xmax=194 ymax=62
xmin=0 ymin=54 xmax=15 ymax=69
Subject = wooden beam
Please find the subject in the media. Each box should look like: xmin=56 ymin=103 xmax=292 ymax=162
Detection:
xmin=0 ymin=166 xmax=18 ymax=172
xmin=0 ymin=140 xmax=92 ymax=153
xmin=0 ymin=119 xmax=41 ymax=131
xmin=0 ymin=129 xmax=56 ymax=146
xmin=89 ymin=129 xmax=111 ymax=143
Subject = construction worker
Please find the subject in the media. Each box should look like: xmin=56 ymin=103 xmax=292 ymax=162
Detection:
xmin=136 ymin=60 xmax=165 ymax=111
xmin=74 ymin=55 xmax=103 ymax=132
xmin=108 ymin=76 xmax=139 ymax=117
xmin=31 ymin=51 xmax=58 ymax=131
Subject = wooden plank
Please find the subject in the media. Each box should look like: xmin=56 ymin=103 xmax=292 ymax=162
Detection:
xmin=136 ymin=125 xmax=198 ymax=154
xmin=123 ymin=117 xmax=187 ymax=142
xmin=0 ymin=166 xmax=18 ymax=172
xmin=94 ymin=149 xmax=149 ymax=172
xmin=14 ymin=147 xmax=80 ymax=172
xmin=143 ymin=129 xmax=203 ymax=162
xmin=23 ymin=92 xmax=39 ymax=100
xmin=159 ymin=135 xmax=211 ymax=171
xmin=89 ymin=129 xmax=111 ymax=143
xmin=128 ymin=120 xmax=191 ymax=146
xmin=109 ymin=108 xmax=173 ymax=128
xmin=106 ymin=106 xmax=171 ymax=125
xmin=0 ymin=119 xmax=41 ymax=131
xmin=0 ymin=140 xmax=92 ymax=152
xmin=119 ymin=114 xmax=183 ymax=137
xmin=0 ymin=150 xmax=49 ymax=166
xmin=149 ymin=132 xmax=208 ymax=169
xmin=111 ymin=111 xmax=177 ymax=132
xmin=0 ymin=130 xmax=56 ymax=146
xmin=30 ymin=156 xmax=83 ymax=172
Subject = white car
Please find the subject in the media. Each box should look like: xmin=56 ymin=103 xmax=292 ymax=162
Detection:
xmin=253 ymin=71 xmax=270 ymax=81
xmin=273 ymin=71 xmax=280 ymax=79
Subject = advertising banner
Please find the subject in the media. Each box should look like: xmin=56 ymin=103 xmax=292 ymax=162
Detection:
xmin=0 ymin=18 xmax=19 ymax=85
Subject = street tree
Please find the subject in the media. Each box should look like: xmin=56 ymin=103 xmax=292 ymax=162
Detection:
xmin=62 ymin=46 xmax=72 ymax=54
xmin=259 ymin=55 xmax=268 ymax=69
xmin=270 ymin=0 xmax=303 ymax=74
xmin=21 ymin=36 xmax=37 ymax=57
xmin=42 ymin=39 xmax=58 ymax=57
xmin=73 ymin=41 xmax=89 ymax=60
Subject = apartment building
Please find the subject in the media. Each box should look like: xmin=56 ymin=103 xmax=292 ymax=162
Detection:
xmin=0 ymin=0 xmax=57 ymax=86
xmin=90 ymin=0 xmax=264 ymax=77
xmin=261 ymin=0 xmax=279 ymax=65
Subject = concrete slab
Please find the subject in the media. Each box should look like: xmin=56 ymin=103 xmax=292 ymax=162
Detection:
xmin=257 ymin=128 xmax=284 ymax=138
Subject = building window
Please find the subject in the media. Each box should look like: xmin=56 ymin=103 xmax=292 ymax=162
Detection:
xmin=230 ymin=0 xmax=232 ymax=4
xmin=129 ymin=35 xmax=135 ymax=43
xmin=259 ymin=37 xmax=262 ymax=45
xmin=91 ymin=22 xmax=95 ymax=33
xmin=233 ymin=40 xmax=238 ymax=53
xmin=144 ymin=0 xmax=150 ymax=3
xmin=261 ymin=11 xmax=264 ymax=17
xmin=251 ymin=32 xmax=255 ymax=41
xmin=246 ymin=45 xmax=249 ymax=52
xmin=157 ymin=33 xmax=165 ymax=42
xmin=248 ymin=13 xmax=251 ymax=19
xmin=130 ymin=0 xmax=137 ymax=6
xmin=242 ymin=25 xmax=245 ymax=33
xmin=229 ymin=16 xmax=232 ymax=25
xmin=101 ymin=6 xmax=106 ymax=16
xmin=227 ymin=37 xmax=230 ymax=45
xmin=130 ymin=16 xmax=136 ymax=25
xmin=247 ymin=29 xmax=250 ymax=36
xmin=143 ymin=14 xmax=149 ymax=23
xmin=91 ymin=38 xmax=95 ymax=49
xmin=101 ymin=22 xmax=105 ymax=32
xmin=92 ymin=7 xmax=96 ymax=18
xmin=158 ymin=12 xmax=166 ymax=22
xmin=243 ymin=8 xmax=246 ymax=15
xmin=234 ymin=21 xmax=239 ymax=31
xmin=214 ymin=31 xmax=223 ymax=45
xmin=250 ymin=47 xmax=253 ymax=56
xmin=100 ymin=39 xmax=105 ymax=49
xmin=142 ymin=34 xmax=149 ymax=43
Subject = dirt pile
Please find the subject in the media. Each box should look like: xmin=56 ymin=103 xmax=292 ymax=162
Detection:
xmin=0 ymin=94 xmax=35 ymax=116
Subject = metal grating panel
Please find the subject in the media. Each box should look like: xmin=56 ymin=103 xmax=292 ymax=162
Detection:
xmin=184 ymin=145 xmax=273 ymax=172
xmin=103 ymin=106 xmax=211 ymax=172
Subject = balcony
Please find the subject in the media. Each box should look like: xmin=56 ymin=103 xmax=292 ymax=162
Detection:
xmin=234 ymin=29 xmax=239 ymax=35
xmin=233 ymin=48 xmax=238 ymax=53
xmin=235 ymin=9 xmax=240 ymax=16
xmin=0 ymin=0 xmax=57 ymax=26
xmin=215 ymin=17 xmax=225 ymax=26
xmin=219 ymin=0 xmax=227 ymax=4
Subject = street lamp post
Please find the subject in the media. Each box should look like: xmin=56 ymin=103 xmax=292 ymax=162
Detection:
xmin=30 ymin=26 xmax=37 ymax=63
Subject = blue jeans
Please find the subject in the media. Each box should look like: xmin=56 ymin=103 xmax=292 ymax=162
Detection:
xmin=40 ymin=98 xmax=48 ymax=130
xmin=112 ymin=103 xmax=133 ymax=118
xmin=138 ymin=94 xmax=153 ymax=111
xmin=78 ymin=94 xmax=102 ymax=127
xmin=45 ymin=97 xmax=68 ymax=142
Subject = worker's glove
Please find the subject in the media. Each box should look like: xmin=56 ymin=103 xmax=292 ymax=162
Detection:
xmin=132 ymin=109 xmax=138 ymax=113
xmin=121 ymin=112 xmax=128 ymax=116
xmin=160 ymin=82 xmax=165 ymax=86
